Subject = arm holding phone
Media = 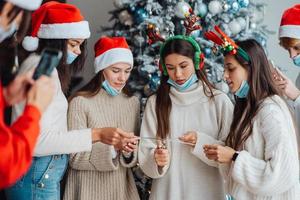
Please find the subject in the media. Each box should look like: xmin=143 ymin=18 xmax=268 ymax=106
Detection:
xmin=0 ymin=59 xmax=55 ymax=188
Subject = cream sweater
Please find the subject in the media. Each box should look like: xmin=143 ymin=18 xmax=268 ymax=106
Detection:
xmin=222 ymin=95 xmax=300 ymax=200
xmin=12 ymin=54 xmax=92 ymax=156
xmin=63 ymin=89 xmax=140 ymax=200
xmin=138 ymin=83 xmax=234 ymax=200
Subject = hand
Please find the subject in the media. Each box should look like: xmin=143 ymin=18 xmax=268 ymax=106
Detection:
xmin=3 ymin=71 xmax=34 ymax=106
xmin=121 ymin=134 xmax=138 ymax=153
xmin=179 ymin=131 xmax=197 ymax=146
xmin=154 ymin=145 xmax=169 ymax=167
xmin=273 ymin=68 xmax=300 ymax=100
xmin=26 ymin=75 xmax=55 ymax=113
xmin=203 ymin=144 xmax=235 ymax=163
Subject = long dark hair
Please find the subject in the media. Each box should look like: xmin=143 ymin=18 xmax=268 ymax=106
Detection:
xmin=36 ymin=38 xmax=87 ymax=95
xmin=0 ymin=2 xmax=31 ymax=85
xmin=225 ymin=39 xmax=280 ymax=150
xmin=69 ymin=70 xmax=133 ymax=101
xmin=156 ymin=39 xmax=215 ymax=139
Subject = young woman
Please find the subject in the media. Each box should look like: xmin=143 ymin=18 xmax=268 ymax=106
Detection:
xmin=273 ymin=4 xmax=300 ymax=151
xmin=63 ymin=36 xmax=140 ymax=200
xmin=0 ymin=0 xmax=55 ymax=189
xmin=5 ymin=2 xmax=133 ymax=200
xmin=138 ymin=36 xmax=234 ymax=200
xmin=204 ymin=39 xmax=300 ymax=200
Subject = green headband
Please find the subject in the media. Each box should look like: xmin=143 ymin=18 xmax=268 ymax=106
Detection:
xmin=159 ymin=35 xmax=203 ymax=76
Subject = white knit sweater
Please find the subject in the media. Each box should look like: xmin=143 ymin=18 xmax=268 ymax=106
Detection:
xmin=138 ymin=83 xmax=234 ymax=200
xmin=222 ymin=95 xmax=300 ymax=200
xmin=12 ymin=54 xmax=92 ymax=156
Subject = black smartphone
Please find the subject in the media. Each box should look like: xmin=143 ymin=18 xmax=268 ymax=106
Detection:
xmin=32 ymin=48 xmax=62 ymax=80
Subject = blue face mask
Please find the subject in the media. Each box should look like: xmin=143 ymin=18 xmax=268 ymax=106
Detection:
xmin=167 ymin=73 xmax=198 ymax=92
xmin=235 ymin=80 xmax=250 ymax=98
xmin=102 ymin=80 xmax=121 ymax=96
xmin=293 ymin=54 xmax=300 ymax=67
xmin=0 ymin=22 xmax=17 ymax=43
xmin=66 ymin=51 xmax=78 ymax=64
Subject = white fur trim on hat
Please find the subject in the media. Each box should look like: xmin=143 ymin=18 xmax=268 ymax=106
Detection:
xmin=94 ymin=48 xmax=133 ymax=74
xmin=22 ymin=36 xmax=39 ymax=51
xmin=279 ymin=25 xmax=300 ymax=39
xmin=38 ymin=21 xmax=91 ymax=39
xmin=7 ymin=0 xmax=42 ymax=10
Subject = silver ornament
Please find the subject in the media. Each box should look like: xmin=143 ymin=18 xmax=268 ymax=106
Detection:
xmin=208 ymin=0 xmax=223 ymax=16
xmin=174 ymin=1 xmax=191 ymax=19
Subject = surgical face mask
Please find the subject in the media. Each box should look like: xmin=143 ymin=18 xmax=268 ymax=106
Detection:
xmin=235 ymin=80 xmax=249 ymax=98
xmin=66 ymin=50 xmax=78 ymax=64
xmin=0 ymin=21 xmax=17 ymax=43
xmin=167 ymin=73 xmax=198 ymax=92
xmin=293 ymin=54 xmax=300 ymax=67
xmin=102 ymin=80 xmax=122 ymax=96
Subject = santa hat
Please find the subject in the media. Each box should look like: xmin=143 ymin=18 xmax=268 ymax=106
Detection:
xmin=22 ymin=1 xmax=91 ymax=51
xmin=279 ymin=4 xmax=300 ymax=39
xmin=94 ymin=37 xmax=133 ymax=74
xmin=6 ymin=0 xmax=42 ymax=11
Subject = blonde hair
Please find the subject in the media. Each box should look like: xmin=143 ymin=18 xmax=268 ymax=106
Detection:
xmin=280 ymin=37 xmax=300 ymax=49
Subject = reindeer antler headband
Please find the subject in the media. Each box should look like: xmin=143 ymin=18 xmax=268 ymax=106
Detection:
xmin=147 ymin=8 xmax=205 ymax=76
xmin=204 ymin=26 xmax=251 ymax=63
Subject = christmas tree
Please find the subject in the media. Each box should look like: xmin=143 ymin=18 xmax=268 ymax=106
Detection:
xmin=102 ymin=0 xmax=271 ymax=198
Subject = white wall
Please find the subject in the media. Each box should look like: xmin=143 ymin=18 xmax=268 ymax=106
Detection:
xmin=70 ymin=0 xmax=300 ymax=86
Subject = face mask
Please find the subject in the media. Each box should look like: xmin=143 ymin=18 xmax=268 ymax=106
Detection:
xmin=167 ymin=73 xmax=198 ymax=92
xmin=0 ymin=22 xmax=17 ymax=43
xmin=235 ymin=80 xmax=249 ymax=98
xmin=102 ymin=80 xmax=122 ymax=96
xmin=66 ymin=50 xmax=78 ymax=64
xmin=293 ymin=54 xmax=300 ymax=67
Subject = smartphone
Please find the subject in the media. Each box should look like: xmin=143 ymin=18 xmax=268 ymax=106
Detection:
xmin=32 ymin=48 xmax=62 ymax=80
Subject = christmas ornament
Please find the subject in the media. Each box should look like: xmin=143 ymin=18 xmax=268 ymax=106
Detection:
xmin=195 ymin=3 xmax=208 ymax=17
xmin=230 ymin=1 xmax=240 ymax=13
xmin=134 ymin=7 xmax=148 ymax=24
xmin=174 ymin=1 xmax=192 ymax=19
xmin=228 ymin=20 xmax=241 ymax=35
xmin=238 ymin=0 xmax=249 ymax=8
xmin=118 ymin=10 xmax=133 ymax=26
xmin=236 ymin=17 xmax=246 ymax=30
xmin=204 ymin=47 xmax=212 ymax=57
xmin=146 ymin=23 xmax=165 ymax=44
xmin=250 ymin=22 xmax=257 ymax=29
xmin=208 ymin=0 xmax=223 ymax=16
xmin=222 ymin=3 xmax=230 ymax=12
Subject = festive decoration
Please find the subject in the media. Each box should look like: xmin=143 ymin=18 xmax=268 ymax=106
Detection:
xmin=174 ymin=1 xmax=192 ymax=18
xmin=118 ymin=10 xmax=133 ymax=26
xmin=208 ymin=0 xmax=223 ymax=16
xmin=195 ymin=2 xmax=208 ymax=17
xmin=238 ymin=0 xmax=249 ymax=8
xmin=228 ymin=20 xmax=242 ymax=35
xmin=133 ymin=7 xmax=148 ymax=24
xmin=183 ymin=8 xmax=202 ymax=35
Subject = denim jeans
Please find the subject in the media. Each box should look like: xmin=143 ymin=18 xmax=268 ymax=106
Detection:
xmin=5 ymin=154 xmax=68 ymax=200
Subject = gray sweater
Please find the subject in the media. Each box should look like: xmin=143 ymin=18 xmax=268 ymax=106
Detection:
xmin=63 ymin=89 xmax=140 ymax=200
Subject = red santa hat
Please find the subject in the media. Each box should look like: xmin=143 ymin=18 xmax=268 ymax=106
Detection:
xmin=94 ymin=37 xmax=133 ymax=74
xmin=279 ymin=4 xmax=300 ymax=39
xmin=6 ymin=0 xmax=42 ymax=11
xmin=22 ymin=1 xmax=91 ymax=51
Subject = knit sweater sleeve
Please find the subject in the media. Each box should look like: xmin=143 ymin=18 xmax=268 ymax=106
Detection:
xmin=68 ymin=96 xmax=119 ymax=172
xmin=192 ymin=92 xmax=234 ymax=167
xmin=138 ymin=96 xmax=170 ymax=179
xmin=231 ymin=102 xmax=299 ymax=195
xmin=120 ymin=97 xmax=140 ymax=168
xmin=12 ymin=54 xmax=92 ymax=156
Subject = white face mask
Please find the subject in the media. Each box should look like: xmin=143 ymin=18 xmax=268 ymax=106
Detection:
xmin=0 ymin=21 xmax=18 ymax=43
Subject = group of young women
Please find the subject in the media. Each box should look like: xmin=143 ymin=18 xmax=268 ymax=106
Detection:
xmin=1 ymin=1 xmax=300 ymax=200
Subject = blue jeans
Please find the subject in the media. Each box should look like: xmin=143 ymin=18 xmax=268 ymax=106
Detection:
xmin=5 ymin=154 xmax=68 ymax=200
